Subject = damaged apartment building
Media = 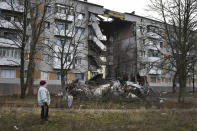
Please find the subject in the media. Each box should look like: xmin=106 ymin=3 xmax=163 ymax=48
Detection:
xmin=0 ymin=0 xmax=111 ymax=95
xmin=0 ymin=0 xmax=193 ymax=95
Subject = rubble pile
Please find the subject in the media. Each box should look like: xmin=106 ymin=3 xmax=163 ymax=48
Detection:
xmin=65 ymin=79 xmax=160 ymax=102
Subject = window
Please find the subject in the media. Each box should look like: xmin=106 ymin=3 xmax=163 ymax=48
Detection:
xmin=56 ymin=5 xmax=66 ymax=14
xmin=66 ymin=7 xmax=74 ymax=15
xmin=67 ymin=55 xmax=71 ymax=62
xmin=4 ymin=32 xmax=17 ymax=39
xmin=75 ymin=73 xmax=84 ymax=80
xmin=75 ymin=58 xmax=81 ymax=65
xmin=56 ymin=72 xmax=67 ymax=80
xmin=75 ymin=27 xmax=85 ymax=35
xmin=139 ymin=26 xmax=144 ymax=35
xmin=4 ymin=0 xmax=16 ymax=4
xmin=147 ymin=25 xmax=159 ymax=33
xmin=5 ymin=15 xmax=12 ymax=21
xmin=77 ymin=13 xmax=85 ymax=20
xmin=148 ymin=49 xmax=160 ymax=57
xmin=18 ymin=0 xmax=23 ymax=5
xmin=160 ymin=42 xmax=163 ymax=48
xmin=56 ymin=39 xmax=65 ymax=46
xmin=0 ymin=48 xmax=20 ymax=58
xmin=56 ymin=23 xmax=68 ymax=30
xmin=42 ymin=38 xmax=50 ymax=45
xmin=46 ymin=6 xmax=51 ymax=13
xmin=168 ymin=77 xmax=172 ymax=83
xmin=42 ymin=54 xmax=50 ymax=62
xmin=140 ymin=50 xmax=145 ymax=57
xmin=1 ymin=69 xmax=16 ymax=79
xmin=161 ymin=77 xmax=165 ymax=83
xmin=45 ymin=22 xmax=50 ymax=29
xmin=151 ymin=76 xmax=157 ymax=83
xmin=41 ymin=71 xmax=49 ymax=80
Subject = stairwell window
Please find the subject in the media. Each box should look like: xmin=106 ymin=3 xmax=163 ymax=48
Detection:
xmin=151 ymin=76 xmax=157 ymax=83
xmin=41 ymin=71 xmax=49 ymax=80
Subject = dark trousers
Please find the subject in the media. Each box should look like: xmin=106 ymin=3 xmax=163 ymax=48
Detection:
xmin=41 ymin=105 xmax=49 ymax=120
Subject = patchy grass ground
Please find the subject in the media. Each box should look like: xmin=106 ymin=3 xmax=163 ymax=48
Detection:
xmin=0 ymin=108 xmax=197 ymax=131
xmin=1 ymin=94 xmax=197 ymax=110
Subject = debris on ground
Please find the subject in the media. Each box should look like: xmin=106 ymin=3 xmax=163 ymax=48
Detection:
xmin=59 ymin=78 xmax=160 ymax=102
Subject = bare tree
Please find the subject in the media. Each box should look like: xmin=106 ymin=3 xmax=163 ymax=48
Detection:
xmin=44 ymin=0 xmax=88 ymax=98
xmin=148 ymin=0 xmax=197 ymax=102
xmin=0 ymin=0 xmax=53 ymax=98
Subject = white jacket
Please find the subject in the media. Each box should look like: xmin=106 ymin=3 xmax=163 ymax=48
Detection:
xmin=37 ymin=86 xmax=51 ymax=106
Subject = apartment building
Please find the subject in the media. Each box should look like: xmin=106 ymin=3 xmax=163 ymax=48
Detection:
xmin=0 ymin=0 xmax=107 ymax=95
xmin=101 ymin=12 xmax=196 ymax=92
xmin=0 ymin=0 xmax=195 ymax=95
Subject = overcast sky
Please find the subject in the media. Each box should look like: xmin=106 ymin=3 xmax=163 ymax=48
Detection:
xmin=87 ymin=0 xmax=150 ymax=16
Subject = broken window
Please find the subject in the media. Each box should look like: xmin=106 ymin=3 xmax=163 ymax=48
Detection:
xmin=148 ymin=49 xmax=160 ymax=57
xmin=77 ymin=13 xmax=85 ymax=20
xmin=45 ymin=21 xmax=50 ymax=29
xmin=75 ymin=27 xmax=85 ymax=35
xmin=46 ymin=6 xmax=51 ymax=13
xmin=147 ymin=25 xmax=159 ymax=33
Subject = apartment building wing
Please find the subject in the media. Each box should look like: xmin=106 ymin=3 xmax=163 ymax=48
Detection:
xmin=0 ymin=0 xmax=109 ymax=95
xmin=0 ymin=0 xmax=22 ymax=81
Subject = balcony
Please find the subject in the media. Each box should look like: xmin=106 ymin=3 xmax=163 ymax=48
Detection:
xmin=89 ymin=35 xmax=106 ymax=51
xmin=54 ymin=28 xmax=73 ymax=37
xmin=0 ymin=2 xmax=23 ymax=12
xmin=146 ymin=32 xmax=161 ymax=39
xmin=55 ymin=13 xmax=74 ymax=22
xmin=0 ymin=20 xmax=22 ymax=30
xmin=0 ymin=38 xmax=19 ymax=48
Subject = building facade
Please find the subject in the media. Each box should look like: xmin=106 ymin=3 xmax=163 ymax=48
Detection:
xmin=0 ymin=0 xmax=196 ymax=95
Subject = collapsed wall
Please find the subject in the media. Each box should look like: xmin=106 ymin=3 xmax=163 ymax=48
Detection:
xmin=98 ymin=12 xmax=138 ymax=80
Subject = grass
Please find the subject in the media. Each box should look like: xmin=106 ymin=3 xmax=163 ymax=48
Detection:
xmin=162 ymin=92 xmax=197 ymax=98
xmin=0 ymin=108 xmax=197 ymax=131
xmin=1 ymin=94 xmax=197 ymax=109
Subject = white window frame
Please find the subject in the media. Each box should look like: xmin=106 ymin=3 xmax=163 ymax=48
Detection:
xmin=41 ymin=71 xmax=49 ymax=80
xmin=1 ymin=69 xmax=16 ymax=79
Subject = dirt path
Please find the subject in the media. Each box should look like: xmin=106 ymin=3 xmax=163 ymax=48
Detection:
xmin=1 ymin=107 xmax=197 ymax=113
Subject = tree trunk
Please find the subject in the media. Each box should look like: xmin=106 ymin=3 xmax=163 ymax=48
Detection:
xmin=172 ymin=72 xmax=177 ymax=94
xmin=27 ymin=59 xmax=35 ymax=95
xmin=20 ymin=53 xmax=25 ymax=98
xmin=20 ymin=0 xmax=28 ymax=99
xmin=178 ymin=70 xmax=186 ymax=103
xmin=193 ymin=65 xmax=195 ymax=93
